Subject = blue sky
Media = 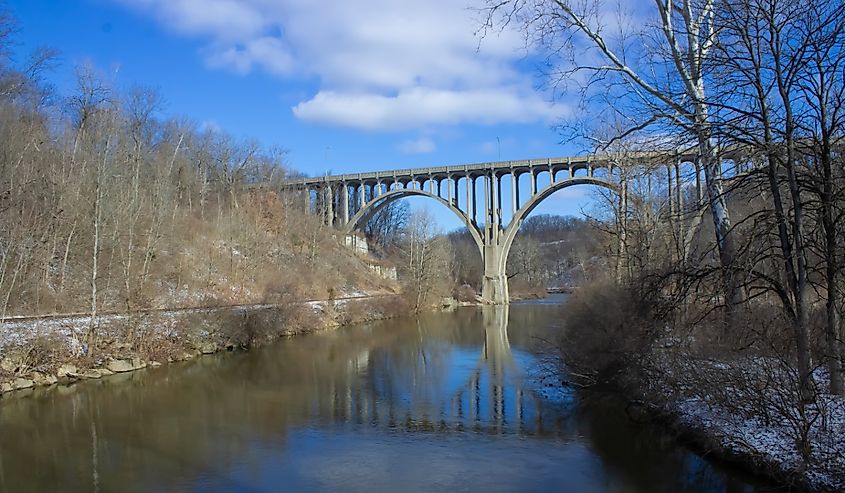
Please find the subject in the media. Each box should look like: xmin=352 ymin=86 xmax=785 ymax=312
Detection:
xmin=7 ymin=0 xmax=598 ymax=229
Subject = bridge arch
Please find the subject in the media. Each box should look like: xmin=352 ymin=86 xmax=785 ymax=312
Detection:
xmin=501 ymin=176 xmax=619 ymax=262
xmin=479 ymin=177 xmax=620 ymax=303
xmin=343 ymin=188 xmax=485 ymax=255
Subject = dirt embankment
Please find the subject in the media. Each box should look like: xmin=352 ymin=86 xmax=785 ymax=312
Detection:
xmin=0 ymin=293 xmax=411 ymax=396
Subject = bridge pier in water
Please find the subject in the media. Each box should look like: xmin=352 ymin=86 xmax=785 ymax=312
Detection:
xmin=482 ymin=245 xmax=509 ymax=305
xmin=284 ymin=153 xmax=705 ymax=304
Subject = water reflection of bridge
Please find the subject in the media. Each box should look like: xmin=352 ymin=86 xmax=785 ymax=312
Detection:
xmin=308 ymin=306 xmax=566 ymax=436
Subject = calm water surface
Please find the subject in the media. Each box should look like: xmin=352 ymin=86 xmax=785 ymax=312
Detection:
xmin=0 ymin=296 xmax=769 ymax=492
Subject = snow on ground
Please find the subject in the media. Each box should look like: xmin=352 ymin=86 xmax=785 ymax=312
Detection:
xmin=0 ymin=311 xmax=190 ymax=356
xmin=0 ymin=291 xmax=380 ymax=355
xmin=342 ymin=289 xmax=369 ymax=298
xmin=671 ymin=373 xmax=845 ymax=491
xmin=0 ymin=317 xmax=89 ymax=354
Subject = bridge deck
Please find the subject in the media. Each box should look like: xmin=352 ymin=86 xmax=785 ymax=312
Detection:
xmin=283 ymin=150 xmax=701 ymax=187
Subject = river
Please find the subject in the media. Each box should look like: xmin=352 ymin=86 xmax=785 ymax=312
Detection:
xmin=0 ymin=296 xmax=771 ymax=492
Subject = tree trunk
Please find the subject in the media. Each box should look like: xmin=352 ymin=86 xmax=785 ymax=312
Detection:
xmin=697 ymin=122 xmax=741 ymax=322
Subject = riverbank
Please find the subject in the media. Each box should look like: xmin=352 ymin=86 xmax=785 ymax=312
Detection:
xmin=0 ymin=292 xmax=417 ymax=397
xmin=553 ymin=280 xmax=845 ymax=492
xmin=607 ymin=368 xmax=845 ymax=492
xmin=537 ymin=378 xmax=844 ymax=492
xmin=665 ymin=392 xmax=845 ymax=492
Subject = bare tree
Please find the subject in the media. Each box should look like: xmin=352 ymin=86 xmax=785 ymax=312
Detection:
xmin=483 ymin=0 xmax=742 ymax=319
xmin=365 ymin=200 xmax=409 ymax=250
xmin=401 ymin=209 xmax=452 ymax=312
xmin=795 ymin=0 xmax=845 ymax=395
xmin=711 ymin=0 xmax=845 ymax=396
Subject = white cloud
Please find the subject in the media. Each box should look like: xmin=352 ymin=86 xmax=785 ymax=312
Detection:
xmin=293 ymin=88 xmax=565 ymax=131
xmin=112 ymin=0 xmax=566 ymax=130
xmin=398 ymin=136 xmax=436 ymax=154
xmin=117 ymin=0 xmax=266 ymax=40
xmin=204 ymin=37 xmax=294 ymax=76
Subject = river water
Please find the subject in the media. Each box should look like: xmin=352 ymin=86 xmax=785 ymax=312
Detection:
xmin=0 ymin=296 xmax=769 ymax=492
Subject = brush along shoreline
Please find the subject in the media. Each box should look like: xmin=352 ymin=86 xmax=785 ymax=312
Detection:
xmin=0 ymin=293 xmax=471 ymax=396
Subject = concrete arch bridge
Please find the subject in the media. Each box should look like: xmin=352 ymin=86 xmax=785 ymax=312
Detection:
xmin=282 ymin=153 xmax=703 ymax=304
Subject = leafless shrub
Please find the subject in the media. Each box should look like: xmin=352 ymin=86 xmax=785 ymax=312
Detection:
xmin=557 ymin=279 xmax=661 ymax=389
xmin=136 ymin=333 xmax=189 ymax=363
xmin=219 ymin=310 xmax=275 ymax=349
xmin=2 ymin=334 xmax=69 ymax=375
xmin=454 ymin=284 xmax=477 ymax=303
xmin=334 ymin=296 xmax=408 ymax=325
xmin=217 ymin=300 xmax=325 ymax=349
xmin=261 ymin=276 xmax=304 ymax=304
xmin=333 ymin=301 xmax=360 ymax=326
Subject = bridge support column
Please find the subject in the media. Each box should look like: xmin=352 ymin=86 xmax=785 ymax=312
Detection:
xmin=325 ymin=184 xmax=334 ymax=227
xmin=481 ymin=244 xmax=509 ymax=305
xmin=466 ymin=175 xmax=474 ymax=223
xmin=341 ymin=182 xmax=349 ymax=224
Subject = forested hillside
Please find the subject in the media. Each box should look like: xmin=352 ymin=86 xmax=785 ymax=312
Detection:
xmin=0 ymin=21 xmax=392 ymax=320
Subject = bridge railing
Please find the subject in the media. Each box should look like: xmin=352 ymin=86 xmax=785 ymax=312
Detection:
xmin=278 ymin=147 xmax=722 ymax=187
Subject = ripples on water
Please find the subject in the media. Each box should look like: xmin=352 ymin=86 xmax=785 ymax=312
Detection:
xmin=0 ymin=295 xmax=770 ymax=492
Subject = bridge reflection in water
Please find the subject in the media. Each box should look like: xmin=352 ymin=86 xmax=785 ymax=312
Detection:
xmin=307 ymin=306 xmax=559 ymax=436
